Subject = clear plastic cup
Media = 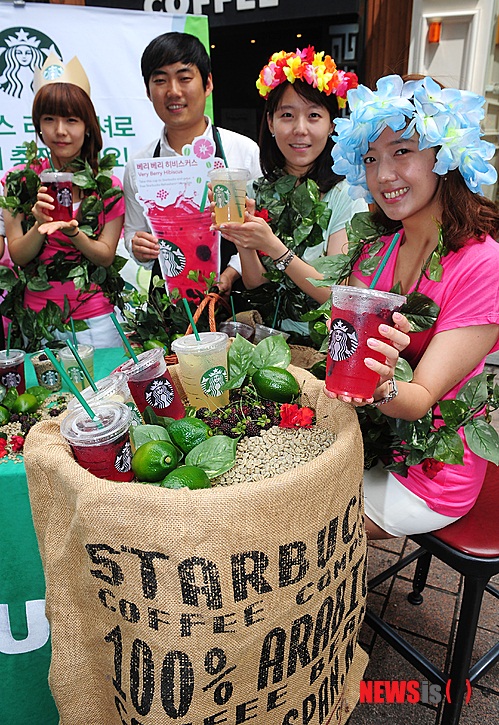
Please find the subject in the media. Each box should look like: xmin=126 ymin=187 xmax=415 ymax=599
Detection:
xmin=40 ymin=171 xmax=73 ymax=222
xmin=60 ymin=401 xmax=134 ymax=481
xmin=118 ymin=348 xmax=185 ymax=419
xmin=67 ymin=371 xmax=142 ymax=425
xmin=253 ymin=324 xmax=290 ymax=344
xmin=171 ymin=331 xmax=229 ymax=410
xmin=59 ymin=344 xmax=95 ymax=392
xmin=220 ymin=320 xmax=255 ymax=342
xmin=30 ymin=350 xmax=62 ymax=392
xmin=325 ymin=285 xmax=406 ymax=399
xmin=0 ymin=349 xmax=26 ymax=394
xmin=208 ymin=168 xmax=249 ymax=224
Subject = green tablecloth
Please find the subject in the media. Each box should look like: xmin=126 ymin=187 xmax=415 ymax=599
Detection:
xmin=0 ymin=347 xmax=128 ymax=725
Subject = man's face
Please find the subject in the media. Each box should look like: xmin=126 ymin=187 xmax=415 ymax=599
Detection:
xmin=147 ymin=61 xmax=213 ymax=133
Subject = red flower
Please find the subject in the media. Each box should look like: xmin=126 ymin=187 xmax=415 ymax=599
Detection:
xmin=254 ymin=208 xmax=270 ymax=222
xmin=279 ymin=403 xmax=315 ymax=429
xmin=0 ymin=438 xmax=7 ymax=458
xmin=422 ymin=458 xmax=445 ymax=479
xmin=10 ymin=435 xmax=25 ymax=453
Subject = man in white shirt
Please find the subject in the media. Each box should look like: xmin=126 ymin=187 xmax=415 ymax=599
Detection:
xmin=124 ymin=32 xmax=261 ymax=296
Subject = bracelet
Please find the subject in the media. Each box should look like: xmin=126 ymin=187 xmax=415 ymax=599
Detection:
xmin=64 ymin=228 xmax=79 ymax=238
xmin=372 ymin=377 xmax=398 ymax=406
xmin=272 ymin=248 xmax=289 ymax=263
xmin=274 ymin=249 xmax=295 ymax=271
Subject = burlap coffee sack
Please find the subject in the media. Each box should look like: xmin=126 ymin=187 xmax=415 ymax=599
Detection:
xmin=25 ymin=364 xmax=367 ymax=725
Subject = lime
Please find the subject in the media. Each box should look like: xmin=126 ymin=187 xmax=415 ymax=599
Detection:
xmin=144 ymin=339 xmax=168 ymax=352
xmin=0 ymin=405 xmax=10 ymax=425
xmin=130 ymin=423 xmax=171 ymax=453
xmin=160 ymin=465 xmax=211 ymax=490
xmin=11 ymin=392 xmax=40 ymax=414
xmin=168 ymin=418 xmax=212 ymax=454
xmin=132 ymin=440 xmax=180 ymax=482
xmin=252 ymin=367 xmax=300 ymax=403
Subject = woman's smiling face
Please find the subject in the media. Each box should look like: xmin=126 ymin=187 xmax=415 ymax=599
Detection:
xmin=363 ymin=126 xmax=442 ymax=224
xmin=268 ymin=84 xmax=334 ymax=178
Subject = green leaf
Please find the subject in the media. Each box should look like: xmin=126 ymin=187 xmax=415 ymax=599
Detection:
xmin=130 ymin=424 xmax=172 ymax=451
xmin=224 ymin=334 xmax=254 ymax=388
xmin=26 ymin=386 xmax=51 ymax=404
xmin=431 ymin=428 xmax=465 ymax=465
xmin=252 ymin=335 xmax=291 ymax=370
xmin=142 ymin=406 xmax=175 ymax=429
xmin=401 ymin=292 xmax=440 ymax=333
xmin=2 ymin=387 xmax=19 ymax=411
xmin=457 ymin=372 xmax=489 ymax=408
xmin=464 ymin=419 xmax=499 ymax=464
xmin=185 ymin=435 xmax=237 ymax=478
xmin=439 ymin=399 xmax=469 ymax=428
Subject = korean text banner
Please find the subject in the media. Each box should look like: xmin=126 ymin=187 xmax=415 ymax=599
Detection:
xmin=0 ymin=2 xmax=210 ymax=179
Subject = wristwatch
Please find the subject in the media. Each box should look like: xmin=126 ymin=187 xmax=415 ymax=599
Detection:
xmin=373 ymin=377 xmax=398 ymax=406
xmin=274 ymin=249 xmax=295 ymax=271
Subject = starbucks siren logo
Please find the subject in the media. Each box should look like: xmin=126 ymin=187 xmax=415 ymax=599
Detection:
xmin=158 ymin=239 xmax=186 ymax=278
xmin=213 ymin=184 xmax=230 ymax=208
xmin=115 ymin=440 xmax=132 ymax=474
xmin=0 ymin=27 xmax=61 ymax=99
xmin=200 ymin=366 xmax=227 ymax=397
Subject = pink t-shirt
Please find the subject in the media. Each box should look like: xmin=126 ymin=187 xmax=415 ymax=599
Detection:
xmin=353 ymin=232 xmax=499 ymax=517
xmin=3 ymin=159 xmax=125 ymax=320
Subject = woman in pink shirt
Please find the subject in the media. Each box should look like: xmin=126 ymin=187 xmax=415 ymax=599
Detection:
xmin=1 ymin=58 xmax=125 ymax=350
xmin=327 ymin=75 xmax=499 ymax=539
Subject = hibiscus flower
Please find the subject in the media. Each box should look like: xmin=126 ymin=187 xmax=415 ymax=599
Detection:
xmin=279 ymin=403 xmax=315 ymax=428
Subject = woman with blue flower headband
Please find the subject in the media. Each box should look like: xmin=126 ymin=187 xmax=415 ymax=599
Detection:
xmin=327 ymin=74 xmax=499 ymax=540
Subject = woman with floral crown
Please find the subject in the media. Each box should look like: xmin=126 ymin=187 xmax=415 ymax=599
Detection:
xmin=0 ymin=56 xmax=125 ymax=350
xmin=324 ymin=74 xmax=499 ymax=539
xmin=211 ymin=47 xmax=367 ymax=342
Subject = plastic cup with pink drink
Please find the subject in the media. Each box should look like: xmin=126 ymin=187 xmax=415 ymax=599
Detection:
xmin=325 ymin=285 xmax=406 ymax=400
xmin=40 ymin=171 xmax=73 ymax=222
xmin=60 ymin=401 xmax=134 ymax=482
xmin=117 ymin=348 xmax=185 ymax=419
xmin=0 ymin=349 xmax=26 ymax=394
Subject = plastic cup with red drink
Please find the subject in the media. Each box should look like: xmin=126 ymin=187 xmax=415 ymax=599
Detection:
xmin=117 ymin=348 xmax=185 ymax=419
xmin=325 ymin=285 xmax=406 ymax=400
xmin=0 ymin=349 xmax=26 ymax=394
xmin=40 ymin=171 xmax=73 ymax=222
xmin=60 ymin=401 xmax=134 ymax=482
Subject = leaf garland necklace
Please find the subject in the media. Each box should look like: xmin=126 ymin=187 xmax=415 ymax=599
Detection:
xmin=239 ymin=172 xmax=332 ymax=339
xmin=0 ymin=141 xmax=127 ymax=351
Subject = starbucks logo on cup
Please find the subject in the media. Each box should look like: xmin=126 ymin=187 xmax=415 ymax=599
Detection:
xmin=158 ymin=239 xmax=185 ymax=278
xmin=200 ymin=366 xmax=227 ymax=397
xmin=115 ymin=440 xmax=132 ymax=473
xmin=213 ymin=184 xmax=230 ymax=207
xmin=145 ymin=378 xmax=174 ymax=409
xmin=67 ymin=366 xmax=84 ymax=384
xmin=329 ymin=319 xmax=358 ymax=361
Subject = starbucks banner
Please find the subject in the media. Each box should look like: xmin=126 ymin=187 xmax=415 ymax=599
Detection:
xmin=0 ymin=2 xmax=210 ymax=179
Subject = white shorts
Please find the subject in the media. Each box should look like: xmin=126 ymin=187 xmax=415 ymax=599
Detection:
xmin=363 ymin=464 xmax=461 ymax=537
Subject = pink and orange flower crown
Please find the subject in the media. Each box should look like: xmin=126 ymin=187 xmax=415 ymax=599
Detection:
xmin=256 ymin=46 xmax=358 ymax=107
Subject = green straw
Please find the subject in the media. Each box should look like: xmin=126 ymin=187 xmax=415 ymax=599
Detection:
xmin=199 ymin=182 xmax=209 ymax=213
xmin=271 ymin=293 xmax=281 ymax=330
xmin=6 ymin=322 xmax=11 ymax=358
xmin=43 ymin=347 xmax=102 ymax=425
xmin=230 ymin=295 xmax=237 ymax=322
xmin=70 ymin=318 xmax=78 ymax=347
xmin=66 ymin=338 xmax=98 ymax=392
xmin=182 ymin=298 xmax=201 ymax=341
xmin=110 ymin=313 xmax=139 ymax=364
xmin=370 ymin=232 xmax=400 ymax=289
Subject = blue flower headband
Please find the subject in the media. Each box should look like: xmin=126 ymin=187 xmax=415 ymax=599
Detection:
xmin=332 ymin=75 xmax=497 ymax=201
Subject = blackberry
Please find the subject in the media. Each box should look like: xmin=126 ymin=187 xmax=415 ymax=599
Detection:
xmin=224 ymin=412 xmax=240 ymax=427
xmin=219 ymin=422 xmax=234 ymax=436
xmin=250 ymin=406 xmax=266 ymax=419
xmin=207 ymin=416 xmax=222 ymax=430
xmin=196 ymin=407 xmax=210 ymax=420
xmin=240 ymin=403 xmax=252 ymax=417
xmin=245 ymin=421 xmax=261 ymax=437
xmin=270 ymin=415 xmax=281 ymax=427
xmin=10 ymin=413 xmax=20 ymax=423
